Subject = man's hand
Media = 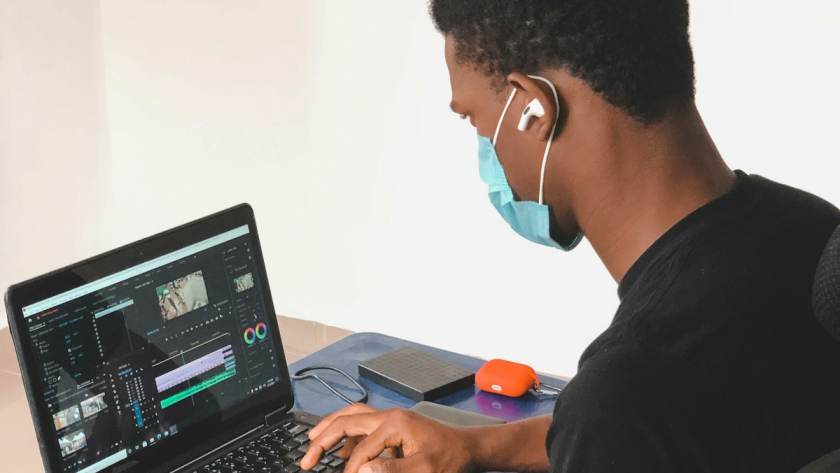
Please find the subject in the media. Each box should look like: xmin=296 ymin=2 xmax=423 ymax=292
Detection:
xmin=301 ymin=404 xmax=476 ymax=473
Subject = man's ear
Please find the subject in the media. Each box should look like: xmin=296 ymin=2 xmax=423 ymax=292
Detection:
xmin=507 ymin=72 xmax=560 ymax=142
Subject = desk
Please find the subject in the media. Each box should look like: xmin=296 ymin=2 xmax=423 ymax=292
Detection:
xmin=290 ymin=332 xmax=566 ymax=423
xmin=0 ymin=327 xmax=567 ymax=470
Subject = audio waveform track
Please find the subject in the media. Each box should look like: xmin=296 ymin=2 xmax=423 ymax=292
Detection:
xmin=160 ymin=364 xmax=236 ymax=409
xmin=154 ymin=345 xmax=234 ymax=392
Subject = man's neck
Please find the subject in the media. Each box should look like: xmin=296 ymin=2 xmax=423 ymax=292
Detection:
xmin=572 ymin=105 xmax=736 ymax=283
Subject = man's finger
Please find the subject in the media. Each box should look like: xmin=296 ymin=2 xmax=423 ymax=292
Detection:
xmin=337 ymin=435 xmax=361 ymax=459
xmin=309 ymin=403 xmax=375 ymax=440
xmin=302 ymin=412 xmax=386 ymax=469
xmin=342 ymin=422 xmax=405 ymax=473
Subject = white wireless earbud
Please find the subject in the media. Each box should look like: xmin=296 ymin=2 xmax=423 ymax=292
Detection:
xmin=517 ymin=98 xmax=545 ymax=132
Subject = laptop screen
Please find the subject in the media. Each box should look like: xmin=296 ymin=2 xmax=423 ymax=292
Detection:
xmin=19 ymin=224 xmax=284 ymax=473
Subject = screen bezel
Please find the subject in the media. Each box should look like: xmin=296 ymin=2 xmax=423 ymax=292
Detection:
xmin=4 ymin=204 xmax=295 ymax=473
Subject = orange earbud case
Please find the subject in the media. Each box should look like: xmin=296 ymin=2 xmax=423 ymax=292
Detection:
xmin=475 ymin=359 xmax=541 ymax=397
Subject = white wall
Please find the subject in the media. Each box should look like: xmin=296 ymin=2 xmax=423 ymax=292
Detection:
xmin=691 ymin=0 xmax=840 ymax=200
xmin=95 ymin=0 xmax=617 ymax=377
xmin=2 ymin=1 xmax=838 ymax=377
xmin=0 ymin=0 xmax=111 ymax=327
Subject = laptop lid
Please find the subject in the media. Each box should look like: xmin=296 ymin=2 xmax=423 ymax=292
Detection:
xmin=5 ymin=204 xmax=294 ymax=473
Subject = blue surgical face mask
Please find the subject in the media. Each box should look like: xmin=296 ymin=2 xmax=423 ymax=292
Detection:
xmin=477 ymin=75 xmax=583 ymax=251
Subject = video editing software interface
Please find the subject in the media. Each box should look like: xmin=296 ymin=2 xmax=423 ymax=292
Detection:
xmin=21 ymin=225 xmax=284 ymax=473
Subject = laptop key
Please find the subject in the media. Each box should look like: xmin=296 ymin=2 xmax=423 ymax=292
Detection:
xmin=288 ymin=425 xmax=308 ymax=436
xmin=326 ymin=440 xmax=345 ymax=456
xmin=285 ymin=450 xmax=305 ymax=461
xmin=273 ymin=457 xmax=292 ymax=468
xmin=199 ymin=424 xmax=318 ymax=473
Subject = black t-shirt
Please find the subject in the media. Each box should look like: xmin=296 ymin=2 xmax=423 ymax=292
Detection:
xmin=546 ymin=171 xmax=840 ymax=472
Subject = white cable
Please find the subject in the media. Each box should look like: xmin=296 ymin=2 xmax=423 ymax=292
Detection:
xmin=527 ymin=75 xmax=560 ymax=205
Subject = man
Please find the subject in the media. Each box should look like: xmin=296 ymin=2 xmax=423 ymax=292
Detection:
xmin=301 ymin=1 xmax=840 ymax=471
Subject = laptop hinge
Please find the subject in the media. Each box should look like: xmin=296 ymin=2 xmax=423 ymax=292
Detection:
xmin=265 ymin=405 xmax=291 ymax=427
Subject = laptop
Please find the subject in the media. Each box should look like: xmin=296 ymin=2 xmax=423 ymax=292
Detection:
xmin=5 ymin=204 xmax=344 ymax=473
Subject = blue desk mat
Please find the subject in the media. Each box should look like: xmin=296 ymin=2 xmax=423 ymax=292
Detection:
xmin=288 ymin=332 xmax=566 ymax=423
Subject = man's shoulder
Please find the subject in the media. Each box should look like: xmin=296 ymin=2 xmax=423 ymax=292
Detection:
xmin=745 ymin=173 xmax=840 ymax=232
xmin=597 ymin=173 xmax=840 ymax=392
xmin=679 ymin=173 xmax=840 ymax=299
xmin=683 ymin=173 xmax=840 ymax=254
xmin=653 ymin=173 xmax=840 ymax=297
xmin=616 ymin=172 xmax=840 ymax=317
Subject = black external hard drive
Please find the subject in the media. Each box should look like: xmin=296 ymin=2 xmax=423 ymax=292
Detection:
xmin=358 ymin=347 xmax=476 ymax=402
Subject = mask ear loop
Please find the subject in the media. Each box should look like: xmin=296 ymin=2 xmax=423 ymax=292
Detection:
xmin=527 ymin=75 xmax=561 ymax=206
xmin=492 ymin=89 xmax=518 ymax=146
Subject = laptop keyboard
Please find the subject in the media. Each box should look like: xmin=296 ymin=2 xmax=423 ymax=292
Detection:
xmin=197 ymin=421 xmax=345 ymax=473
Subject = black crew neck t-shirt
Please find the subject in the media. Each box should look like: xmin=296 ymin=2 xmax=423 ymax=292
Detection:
xmin=546 ymin=171 xmax=840 ymax=472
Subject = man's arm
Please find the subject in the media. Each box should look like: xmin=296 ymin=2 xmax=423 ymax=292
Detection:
xmin=302 ymin=405 xmax=552 ymax=473
xmin=467 ymin=415 xmax=552 ymax=472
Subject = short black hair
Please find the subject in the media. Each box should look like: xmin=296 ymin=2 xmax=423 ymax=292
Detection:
xmin=430 ymin=0 xmax=696 ymax=124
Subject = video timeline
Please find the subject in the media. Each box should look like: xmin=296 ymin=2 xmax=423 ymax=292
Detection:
xmin=154 ymin=341 xmax=236 ymax=410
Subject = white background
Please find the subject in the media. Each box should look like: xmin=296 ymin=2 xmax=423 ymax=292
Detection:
xmin=1 ymin=0 xmax=838 ymax=377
